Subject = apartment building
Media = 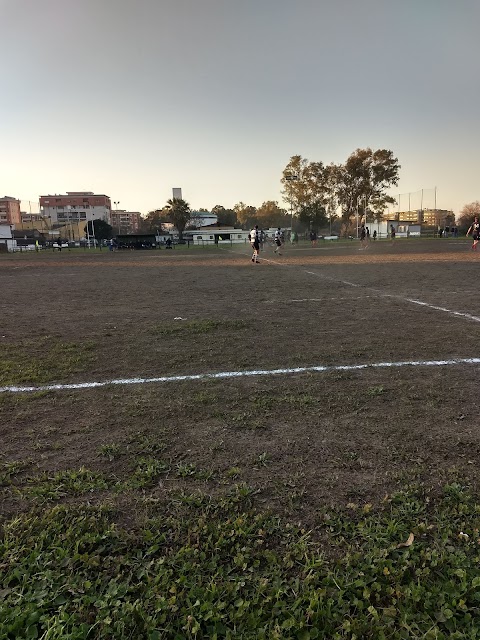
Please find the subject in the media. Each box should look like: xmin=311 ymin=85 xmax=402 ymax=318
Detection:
xmin=110 ymin=210 xmax=141 ymax=234
xmin=39 ymin=192 xmax=111 ymax=226
xmin=0 ymin=196 xmax=21 ymax=225
xmin=383 ymin=208 xmax=455 ymax=227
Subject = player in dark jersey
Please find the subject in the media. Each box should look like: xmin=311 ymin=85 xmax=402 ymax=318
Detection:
xmin=467 ymin=217 xmax=480 ymax=252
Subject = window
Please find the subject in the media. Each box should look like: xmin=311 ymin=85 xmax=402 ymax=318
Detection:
xmin=80 ymin=213 xmax=86 ymax=220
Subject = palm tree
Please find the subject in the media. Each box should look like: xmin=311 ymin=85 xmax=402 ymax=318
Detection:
xmin=164 ymin=198 xmax=191 ymax=241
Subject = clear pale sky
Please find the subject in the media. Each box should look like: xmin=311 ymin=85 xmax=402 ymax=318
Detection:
xmin=1 ymin=0 xmax=478 ymax=214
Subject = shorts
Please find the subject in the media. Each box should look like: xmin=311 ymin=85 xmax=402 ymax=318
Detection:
xmin=275 ymin=239 xmax=282 ymax=246
xmin=252 ymin=242 xmax=260 ymax=251
xmin=473 ymin=234 xmax=479 ymax=241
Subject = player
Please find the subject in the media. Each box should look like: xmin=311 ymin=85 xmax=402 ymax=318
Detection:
xmin=467 ymin=217 xmax=480 ymax=252
xmin=250 ymin=225 xmax=260 ymax=263
xmin=274 ymin=227 xmax=283 ymax=254
xmin=359 ymin=225 xmax=367 ymax=249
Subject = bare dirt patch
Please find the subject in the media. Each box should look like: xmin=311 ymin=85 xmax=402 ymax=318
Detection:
xmin=2 ymin=240 xmax=480 ymax=527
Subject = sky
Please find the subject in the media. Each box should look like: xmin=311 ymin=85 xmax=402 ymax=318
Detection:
xmin=1 ymin=0 xmax=479 ymax=215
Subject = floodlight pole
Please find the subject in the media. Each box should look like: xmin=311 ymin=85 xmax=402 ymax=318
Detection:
xmin=285 ymin=174 xmax=298 ymax=237
xmin=356 ymin=198 xmax=359 ymax=238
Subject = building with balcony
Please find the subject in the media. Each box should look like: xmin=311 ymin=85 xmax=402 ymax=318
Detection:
xmin=0 ymin=196 xmax=21 ymax=225
xmin=383 ymin=209 xmax=454 ymax=227
xmin=39 ymin=192 xmax=111 ymax=227
xmin=110 ymin=210 xmax=141 ymax=234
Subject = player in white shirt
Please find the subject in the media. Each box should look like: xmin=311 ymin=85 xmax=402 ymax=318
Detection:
xmin=274 ymin=228 xmax=283 ymax=254
xmin=250 ymin=225 xmax=260 ymax=263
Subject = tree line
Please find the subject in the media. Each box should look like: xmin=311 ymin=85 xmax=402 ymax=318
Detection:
xmin=116 ymin=148 xmax=478 ymax=238
xmin=138 ymin=148 xmax=402 ymax=237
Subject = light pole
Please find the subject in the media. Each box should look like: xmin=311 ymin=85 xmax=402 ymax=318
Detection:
xmin=66 ymin=205 xmax=75 ymax=244
xmin=285 ymin=174 xmax=298 ymax=237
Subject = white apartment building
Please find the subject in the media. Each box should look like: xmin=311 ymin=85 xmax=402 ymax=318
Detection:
xmin=39 ymin=192 xmax=111 ymax=226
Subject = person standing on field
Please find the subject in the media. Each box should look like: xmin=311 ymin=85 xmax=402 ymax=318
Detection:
xmin=360 ymin=225 xmax=367 ymax=249
xmin=274 ymin=227 xmax=283 ymax=254
xmin=250 ymin=225 xmax=260 ymax=263
xmin=467 ymin=217 xmax=480 ymax=252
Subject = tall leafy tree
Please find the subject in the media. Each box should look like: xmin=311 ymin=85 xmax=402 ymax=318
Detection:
xmin=211 ymin=205 xmax=237 ymax=226
xmin=256 ymin=201 xmax=288 ymax=228
xmin=298 ymin=201 xmax=328 ymax=231
xmin=142 ymin=209 xmax=167 ymax=233
xmin=84 ymin=219 xmax=113 ymax=240
xmin=281 ymin=156 xmax=333 ymax=225
xmin=336 ymin=148 xmax=400 ymax=228
xmin=234 ymin=202 xmax=257 ymax=229
xmin=163 ymin=198 xmax=191 ymax=240
xmin=457 ymin=201 xmax=480 ymax=232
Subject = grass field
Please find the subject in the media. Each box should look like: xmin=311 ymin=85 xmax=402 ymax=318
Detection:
xmin=2 ymin=238 xmax=480 ymax=639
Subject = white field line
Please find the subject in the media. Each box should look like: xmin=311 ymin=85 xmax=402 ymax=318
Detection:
xmin=301 ymin=269 xmax=480 ymax=324
xmin=402 ymin=298 xmax=480 ymax=323
xmin=2 ymin=357 xmax=480 ymax=394
xmin=237 ymin=252 xmax=480 ymax=324
xmin=265 ymin=296 xmax=373 ymax=303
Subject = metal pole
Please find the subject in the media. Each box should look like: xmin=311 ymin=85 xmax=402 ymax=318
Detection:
xmin=356 ymin=198 xmax=359 ymax=237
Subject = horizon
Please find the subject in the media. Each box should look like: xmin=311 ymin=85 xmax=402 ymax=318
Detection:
xmin=2 ymin=0 xmax=479 ymax=215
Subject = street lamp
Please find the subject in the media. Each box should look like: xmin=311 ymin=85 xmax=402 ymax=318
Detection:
xmin=285 ymin=174 xmax=298 ymax=235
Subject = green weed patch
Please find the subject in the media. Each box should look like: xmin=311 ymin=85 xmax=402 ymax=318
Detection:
xmin=152 ymin=319 xmax=250 ymax=336
xmin=0 ymin=339 xmax=96 ymax=385
xmin=2 ymin=485 xmax=480 ymax=638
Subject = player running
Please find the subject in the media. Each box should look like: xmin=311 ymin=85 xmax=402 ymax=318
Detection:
xmin=467 ymin=217 xmax=480 ymax=252
xmin=250 ymin=225 xmax=260 ymax=263
xmin=274 ymin=227 xmax=283 ymax=254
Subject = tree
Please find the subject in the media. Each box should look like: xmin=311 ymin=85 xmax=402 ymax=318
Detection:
xmin=163 ymin=198 xmax=191 ymax=240
xmin=234 ymin=202 xmax=257 ymax=229
xmin=298 ymin=201 xmax=328 ymax=231
xmin=281 ymin=156 xmax=336 ymax=232
xmin=84 ymin=219 xmax=113 ymax=241
xmin=142 ymin=209 xmax=167 ymax=233
xmin=336 ymin=148 xmax=399 ymax=232
xmin=281 ymin=156 xmax=329 ymax=212
xmin=211 ymin=205 xmax=237 ymax=226
xmin=256 ymin=201 xmax=288 ymax=228
xmin=457 ymin=201 xmax=480 ymax=232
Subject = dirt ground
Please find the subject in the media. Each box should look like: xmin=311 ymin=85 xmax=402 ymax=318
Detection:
xmin=2 ymin=238 xmax=480 ymax=529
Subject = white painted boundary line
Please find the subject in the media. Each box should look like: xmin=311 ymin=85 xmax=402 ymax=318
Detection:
xmin=2 ymin=357 xmax=480 ymax=395
xmin=303 ymin=269 xmax=480 ymax=324
xmin=235 ymin=251 xmax=480 ymax=325
xmin=403 ymin=298 xmax=480 ymax=323
xmin=265 ymin=296 xmax=373 ymax=303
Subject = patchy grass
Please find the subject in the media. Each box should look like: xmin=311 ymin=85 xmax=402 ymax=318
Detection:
xmin=22 ymin=468 xmax=110 ymax=501
xmin=0 ymin=339 xmax=96 ymax=386
xmin=0 ymin=460 xmax=30 ymax=487
xmin=2 ymin=484 xmax=480 ymax=639
xmin=152 ymin=319 xmax=250 ymax=336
